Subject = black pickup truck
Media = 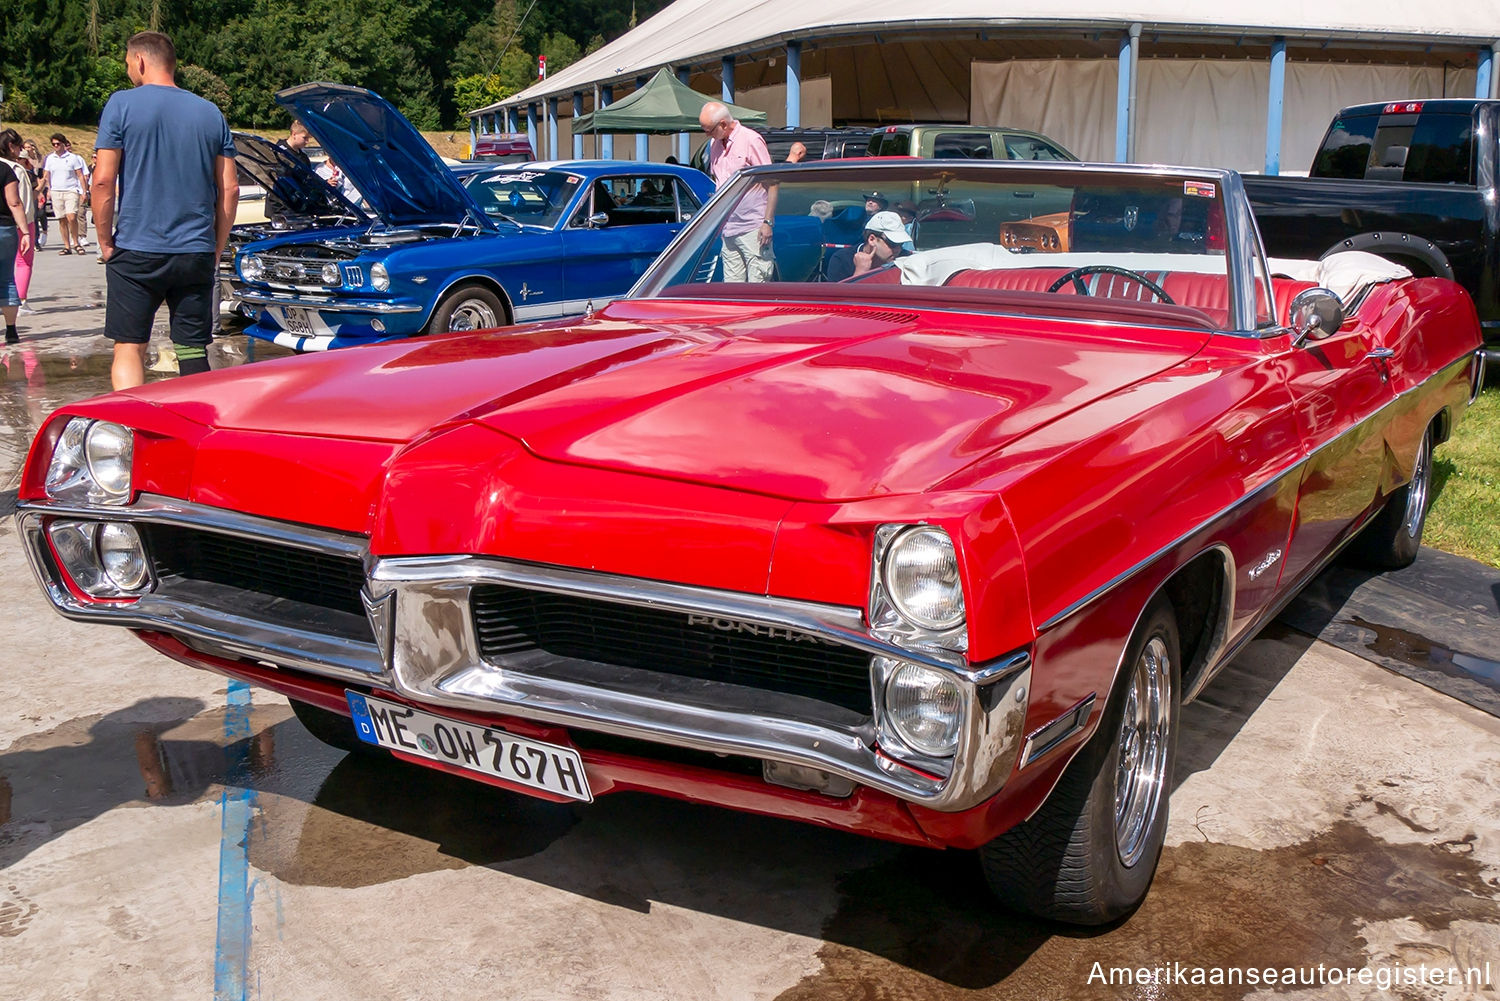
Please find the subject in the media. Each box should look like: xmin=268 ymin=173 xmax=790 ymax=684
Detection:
xmin=1244 ymin=99 xmax=1498 ymax=356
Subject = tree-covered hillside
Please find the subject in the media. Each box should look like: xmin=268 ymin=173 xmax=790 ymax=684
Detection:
xmin=1 ymin=0 xmax=669 ymax=129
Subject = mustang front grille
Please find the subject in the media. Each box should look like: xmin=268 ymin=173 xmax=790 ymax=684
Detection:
xmin=470 ymin=584 xmax=874 ymax=714
xmin=142 ymin=524 xmax=367 ymax=618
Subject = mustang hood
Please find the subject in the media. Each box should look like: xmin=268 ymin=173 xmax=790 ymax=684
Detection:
xmin=232 ymin=132 xmax=370 ymax=224
xmin=275 ymin=82 xmax=493 ymax=231
xmin=130 ymin=301 xmax=1207 ymax=502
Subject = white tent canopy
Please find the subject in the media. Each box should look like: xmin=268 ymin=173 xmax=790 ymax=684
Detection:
xmin=491 ymin=0 xmax=1500 ymax=110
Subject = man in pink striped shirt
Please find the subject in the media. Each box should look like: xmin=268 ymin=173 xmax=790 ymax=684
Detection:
xmin=698 ymin=102 xmax=777 ymax=282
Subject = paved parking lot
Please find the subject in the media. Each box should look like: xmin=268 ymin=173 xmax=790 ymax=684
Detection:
xmin=3 ymin=249 xmax=1499 ymax=1000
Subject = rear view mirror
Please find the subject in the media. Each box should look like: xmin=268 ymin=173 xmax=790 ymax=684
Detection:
xmin=1289 ymin=287 xmax=1345 ymax=344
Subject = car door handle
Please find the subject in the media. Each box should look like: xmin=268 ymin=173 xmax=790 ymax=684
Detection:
xmin=1365 ymin=348 xmax=1395 ymax=361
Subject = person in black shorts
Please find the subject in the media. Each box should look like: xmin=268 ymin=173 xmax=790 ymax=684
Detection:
xmin=93 ymin=30 xmax=237 ymax=389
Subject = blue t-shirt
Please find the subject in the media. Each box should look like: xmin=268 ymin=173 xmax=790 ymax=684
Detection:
xmin=96 ymin=84 xmax=235 ymax=254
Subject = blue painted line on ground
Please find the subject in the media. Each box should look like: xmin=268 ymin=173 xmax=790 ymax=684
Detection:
xmin=213 ymin=681 xmax=256 ymax=1001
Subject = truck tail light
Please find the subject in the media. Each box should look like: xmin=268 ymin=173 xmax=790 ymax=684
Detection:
xmin=1382 ymin=102 xmax=1423 ymax=114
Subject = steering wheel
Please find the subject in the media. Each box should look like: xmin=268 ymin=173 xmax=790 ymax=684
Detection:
xmin=1046 ymin=265 xmax=1175 ymax=304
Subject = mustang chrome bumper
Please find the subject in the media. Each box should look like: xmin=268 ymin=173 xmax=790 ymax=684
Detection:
xmin=16 ymin=494 xmax=1031 ymax=812
xmin=238 ymin=289 xmax=423 ymax=313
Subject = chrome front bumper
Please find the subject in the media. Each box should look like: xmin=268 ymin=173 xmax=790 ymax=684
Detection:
xmin=17 ymin=494 xmax=1031 ymax=812
xmin=238 ymin=289 xmax=424 ymax=313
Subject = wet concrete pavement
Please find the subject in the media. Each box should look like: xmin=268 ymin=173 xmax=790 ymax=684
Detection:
xmin=3 ymin=251 xmax=1500 ymax=1000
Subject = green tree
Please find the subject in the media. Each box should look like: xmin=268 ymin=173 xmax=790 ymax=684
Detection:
xmin=179 ymin=64 xmax=232 ymax=113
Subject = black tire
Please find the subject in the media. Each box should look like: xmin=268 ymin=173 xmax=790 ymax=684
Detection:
xmin=426 ymin=283 xmax=507 ymax=335
xmin=289 ymin=698 xmax=379 ymax=756
xmin=980 ymin=597 xmax=1180 ymax=925
xmin=1348 ymin=423 xmax=1434 ymax=570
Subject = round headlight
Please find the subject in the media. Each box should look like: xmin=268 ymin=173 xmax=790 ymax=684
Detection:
xmin=321 ymin=262 xmax=341 ymax=285
xmin=370 ymin=261 xmax=390 ymax=291
xmin=84 ymin=421 xmax=134 ymax=499
xmin=45 ymin=417 xmax=91 ymax=495
xmin=98 ymin=523 xmax=150 ymax=591
xmin=240 ymin=254 xmax=264 ymax=281
xmin=884 ymin=662 xmax=964 ymax=757
xmin=881 ymin=527 xmax=965 ymax=630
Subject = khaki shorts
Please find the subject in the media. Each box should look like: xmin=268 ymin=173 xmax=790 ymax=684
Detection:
xmin=52 ymin=190 xmax=81 ymax=218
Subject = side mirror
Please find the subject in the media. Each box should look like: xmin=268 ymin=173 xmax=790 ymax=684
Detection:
xmin=1289 ymin=287 xmax=1345 ymax=344
xmin=588 ymin=212 xmax=610 ymax=228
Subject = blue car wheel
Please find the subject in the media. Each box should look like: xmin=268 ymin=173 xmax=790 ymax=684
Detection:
xmin=428 ymin=283 xmax=508 ymax=334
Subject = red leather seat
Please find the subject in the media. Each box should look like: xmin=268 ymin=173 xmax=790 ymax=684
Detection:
xmin=944 ymin=267 xmax=1319 ymax=327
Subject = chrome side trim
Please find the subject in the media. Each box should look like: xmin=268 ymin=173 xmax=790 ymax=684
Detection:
xmin=238 ymin=290 xmax=423 ymax=313
xmin=1037 ymin=350 xmax=1471 ymax=633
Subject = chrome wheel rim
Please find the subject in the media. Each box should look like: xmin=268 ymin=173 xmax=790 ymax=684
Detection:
xmin=1114 ymin=635 xmax=1171 ymax=867
xmin=447 ymin=298 xmax=499 ymax=331
xmin=1402 ymin=431 xmax=1432 ymax=539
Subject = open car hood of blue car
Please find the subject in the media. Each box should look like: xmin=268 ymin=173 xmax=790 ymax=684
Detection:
xmin=275 ymin=82 xmax=496 ymax=231
xmin=231 ymin=132 xmax=371 ymax=224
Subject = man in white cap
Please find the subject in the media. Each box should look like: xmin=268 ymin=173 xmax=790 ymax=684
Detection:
xmin=824 ymin=210 xmax=912 ymax=282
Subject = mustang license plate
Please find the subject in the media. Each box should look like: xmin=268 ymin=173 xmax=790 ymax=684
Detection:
xmin=281 ymin=306 xmax=315 ymax=336
xmin=345 ymin=692 xmax=592 ymax=801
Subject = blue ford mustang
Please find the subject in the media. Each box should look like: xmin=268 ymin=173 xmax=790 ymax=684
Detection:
xmin=235 ymin=82 xmax=716 ymax=351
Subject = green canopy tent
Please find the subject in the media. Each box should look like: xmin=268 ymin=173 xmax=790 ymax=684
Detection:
xmin=572 ymin=67 xmax=767 ymax=134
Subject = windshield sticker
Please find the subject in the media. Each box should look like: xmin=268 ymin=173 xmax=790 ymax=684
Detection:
xmin=486 ymin=171 xmax=547 ymax=184
xmin=564 ymin=175 xmax=580 ymax=184
xmin=1184 ymin=181 xmax=1216 ymax=198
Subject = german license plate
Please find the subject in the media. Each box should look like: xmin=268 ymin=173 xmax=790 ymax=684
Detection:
xmin=282 ymin=306 xmax=315 ymax=336
xmin=345 ymin=692 xmax=592 ymax=801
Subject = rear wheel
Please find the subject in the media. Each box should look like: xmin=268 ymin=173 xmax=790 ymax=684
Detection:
xmin=289 ymin=699 xmax=377 ymax=756
xmin=427 ymin=283 xmax=506 ymax=335
xmin=980 ymin=597 xmax=1180 ymax=924
xmin=1349 ymin=423 xmax=1434 ymax=569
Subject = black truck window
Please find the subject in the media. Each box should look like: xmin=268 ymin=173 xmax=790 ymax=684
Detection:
xmin=1402 ymin=114 xmax=1474 ymax=184
xmin=1312 ymin=114 xmax=1379 ymax=178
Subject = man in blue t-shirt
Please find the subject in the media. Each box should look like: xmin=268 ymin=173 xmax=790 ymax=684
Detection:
xmin=93 ymin=30 xmax=238 ymax=389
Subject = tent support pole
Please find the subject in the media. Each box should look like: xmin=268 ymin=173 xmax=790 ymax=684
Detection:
xmin=677 ymin=67 xmax=692 ymax=162
xmin=469 ymin=117 xmax=477 ymax=158
xmin=1127 ymin=23 xmax=1141 ymax=163
xmin=1115 ymin=30 xmax=1131 ymax=161
xmin=1265 ymin=38 xmax=1286 ymax=175
xmin=636 ymin=76 xmax=650 ymax=161
xmin=548 ymin=97 xmax=559 ymax=162
xmin=1479 ymin=45 xmax=1497 ymax=99
xmin=601 ymin=86 xmax=614 ymax=159
xmin=526 ymin=104 xmax=538 ymax=160
xmin=722 ymin=57 xmax=735 ymax=103
xmin=574 ymin=92 xmax=584 ymax=159
xmin=787 ymin=41 xmax=801 ymax=128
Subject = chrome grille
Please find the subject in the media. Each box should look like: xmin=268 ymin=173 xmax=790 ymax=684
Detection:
xmin=470 ymin=584 xmax=874 ymax=714
xmin=259 ymin=252 xmax=342 ymax=288
xmin=142 ymin=524 xmax=366 ymax=618
xmin=344 ymin=264 xmax=364 ymax=286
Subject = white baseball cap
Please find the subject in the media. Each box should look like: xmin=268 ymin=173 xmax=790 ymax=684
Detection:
xmin=864 ymin=210 xmax=912 ymax=246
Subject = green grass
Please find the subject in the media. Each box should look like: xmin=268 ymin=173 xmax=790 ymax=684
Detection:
xmin=1425 ymin=385 xmax=1500 ymax=568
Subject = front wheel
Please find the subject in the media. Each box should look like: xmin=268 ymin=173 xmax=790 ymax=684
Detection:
xmin=980 ymin=597 xmax=1180 ymax=925
xmin=1348 ymin=423 xmax=1434 ymax=569
xmin=426 ymin=283 xmax=507 ymax=335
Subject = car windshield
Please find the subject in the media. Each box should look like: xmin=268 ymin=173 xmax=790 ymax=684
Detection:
xmin=462 ymin=168 xmax=581 ymax=228
xmin=635 ymin=164 xmax=1270 ymax=332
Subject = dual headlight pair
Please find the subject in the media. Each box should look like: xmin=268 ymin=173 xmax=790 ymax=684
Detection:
xmin=238 ymin=255 xmax=390 ymax=291
xmin=872 ymin=525 xmax=969 ymax=761
xmin=44 ymin=418 xmax=151 ymax=598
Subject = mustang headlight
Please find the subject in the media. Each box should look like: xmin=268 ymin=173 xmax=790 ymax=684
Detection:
xmin=46 ymin=418 xmax=134 ymax=505
xmin=370 ymin=261 xmax=390 ymax=291
xmin=321 ymin=262 xmax=341 ymax=285
xmin=882 ymin=660 xmax=964 ymax=757
xmin=881 ymin=526 xmax=965 ymax=631
xmin=240 ymin=253 xmax=264 ymax=282
xmin=98 ymin=523 xmax=150 ymax=591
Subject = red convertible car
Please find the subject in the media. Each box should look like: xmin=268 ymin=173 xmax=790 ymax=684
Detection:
xmin=17 ymin=162 xmax=1482 ymax=924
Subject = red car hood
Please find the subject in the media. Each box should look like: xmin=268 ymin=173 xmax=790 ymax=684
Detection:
xmin=130 ymin=300 xmax=1207 ymax=502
